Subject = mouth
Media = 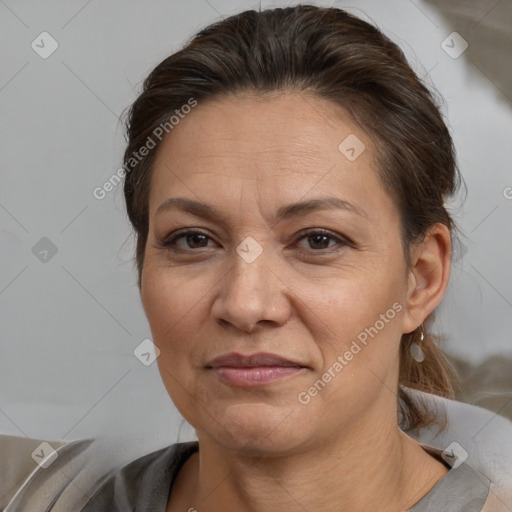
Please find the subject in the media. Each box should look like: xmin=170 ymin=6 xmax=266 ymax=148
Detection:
xmin=206 ymin=352 xmax=308 ymax=387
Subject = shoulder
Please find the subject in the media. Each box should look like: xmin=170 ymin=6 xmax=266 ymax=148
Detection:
xmin=0 ymin=433 xmax=198 ymax=512
xmin=410 ymin=443 xmax=491 ymax=511
xmin=0 ymin=433 xmax=94 ymax=511
xmin=403 ymin=388 xmax=512 ymax=509
xmin=80 ymin=440 xmax=199 ymax=511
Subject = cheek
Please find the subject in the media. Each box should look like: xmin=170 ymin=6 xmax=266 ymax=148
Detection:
xmin=305 ymin=263 xmax=406 ymax=381
xmin=141 ymin=266 xmax=210 ymax=415
xmin=140 ymin=265 xmax=206 ymax=357
xmin=297 ymin=280 xmax=404 ymax=425
xmin=311 ymin=264 xmax=404 ymax=333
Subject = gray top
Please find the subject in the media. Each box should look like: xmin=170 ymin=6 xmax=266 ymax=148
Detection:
xmin=409 ymin=445 xmax=491 ymax=511
xmin=80 ymin=441 xmax=491 ymax=511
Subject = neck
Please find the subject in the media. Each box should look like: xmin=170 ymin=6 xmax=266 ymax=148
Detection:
xmin=169 ymin=404 xmax=448 ymax=512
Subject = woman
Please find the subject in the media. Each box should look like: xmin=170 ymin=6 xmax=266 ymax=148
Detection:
xmin=5 ymin=5 xmax=509 ymax=512
xmin=80 ymin=4 xmax=512 ymax=511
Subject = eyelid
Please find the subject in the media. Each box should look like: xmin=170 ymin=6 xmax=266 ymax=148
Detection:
xmin=293 ymin=228 xmax=351 ymax=254
xmin=295 ymin=227 xmax=352 ymax=246
xmin=158 ymin=228 xmax=215 ymax=249
xmin=157 ymin=227 xmax=352 ymax=253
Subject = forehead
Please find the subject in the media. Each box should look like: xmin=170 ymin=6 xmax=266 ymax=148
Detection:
xmin=148 ymin=92 xmax=392 ymax=221
xmin=154 ymin=91 xmax=370 ymax=169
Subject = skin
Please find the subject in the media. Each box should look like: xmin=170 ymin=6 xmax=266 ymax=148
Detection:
xmin=139 ymin=91 xmax=452 ymax=512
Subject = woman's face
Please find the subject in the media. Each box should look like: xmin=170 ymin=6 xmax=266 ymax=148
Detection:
xmin=141 ymin=92 xmax=415 ymax=455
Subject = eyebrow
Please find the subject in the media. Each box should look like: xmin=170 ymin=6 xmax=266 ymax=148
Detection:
xmin=155 ymin=196 xmax=368 ymax=225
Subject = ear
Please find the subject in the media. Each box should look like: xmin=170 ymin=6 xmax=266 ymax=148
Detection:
xmin=402 ymin=223 xmax=452 ymax=334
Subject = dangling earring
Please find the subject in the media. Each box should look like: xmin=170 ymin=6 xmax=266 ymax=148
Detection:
xmin=410 ymin=324 xmax=425 ymax=363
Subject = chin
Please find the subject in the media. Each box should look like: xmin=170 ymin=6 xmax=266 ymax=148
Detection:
xmin=200 ymin=402 xmax=309 ymax=456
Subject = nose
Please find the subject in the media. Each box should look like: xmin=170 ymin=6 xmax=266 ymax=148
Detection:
xmin=211 ymin=249 xmax=291 ymax=333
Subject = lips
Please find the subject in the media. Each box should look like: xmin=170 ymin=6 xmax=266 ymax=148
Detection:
xmin=206 ymin=352 xmax=307 ymax=387
xmin=207 ymin=352 xmax=304 ymax=368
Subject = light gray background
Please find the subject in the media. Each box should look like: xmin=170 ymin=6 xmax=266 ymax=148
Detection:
xmin=1 ymin=0 xmax=511 ymax=460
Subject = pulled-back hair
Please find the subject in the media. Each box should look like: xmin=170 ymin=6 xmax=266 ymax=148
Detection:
xmin=122 ymin=5 xmax=460 ymax=431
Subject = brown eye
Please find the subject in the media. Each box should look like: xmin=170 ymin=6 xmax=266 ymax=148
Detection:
xmin=161 ymin=230 xmax=214 ymax=250
xmin=305 ymin=233 xmax=334 ymax=250
xmin=295 ymin=229 xmax=349 ymax=254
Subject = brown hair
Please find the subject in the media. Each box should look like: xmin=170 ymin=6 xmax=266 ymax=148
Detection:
xmin=122 ymin=5 xmax=460 ymax=431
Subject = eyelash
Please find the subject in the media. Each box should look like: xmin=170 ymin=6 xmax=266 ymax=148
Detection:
xmin=158 ymin=228 xmax=350 ymax=256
